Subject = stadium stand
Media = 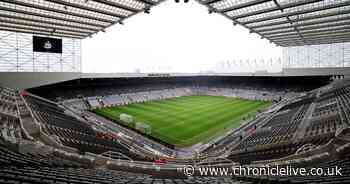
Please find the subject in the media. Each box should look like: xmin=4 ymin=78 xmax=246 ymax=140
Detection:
xmin=1 ymin=0 xmax=350 ymax=182
xmin=0 ymin=76 xmax=349 ymax=183
xmin=28 ymin=76 xmax=329 ymax=101
xmin=23 ymin=94 xmax=151 ymax=161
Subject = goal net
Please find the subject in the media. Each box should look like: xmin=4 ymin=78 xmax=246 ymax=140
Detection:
xmin=135 ymin=122 xmax=151 ymax=135
xmin=119 ymin=113 xmax=133 ymax=124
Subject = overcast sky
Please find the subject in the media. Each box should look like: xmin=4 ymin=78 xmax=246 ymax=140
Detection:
xmin=82 ymin=1 xmax=282 ymax=73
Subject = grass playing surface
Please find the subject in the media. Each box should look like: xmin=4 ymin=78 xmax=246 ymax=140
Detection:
xmin=93 ymin=95 xmax=271 ymax=147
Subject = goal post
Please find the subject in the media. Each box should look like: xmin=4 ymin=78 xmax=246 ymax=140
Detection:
xmin=135 ymin=122 xmax=151 ymax=135
xmin=119 ymin=113 xmax=134 ymax=125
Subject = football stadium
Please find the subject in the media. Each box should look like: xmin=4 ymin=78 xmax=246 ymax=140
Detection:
xmin=0 ymin=0 xmax=350 ymax=184
xmin=93 ymin=95 xmax=271 ymax=147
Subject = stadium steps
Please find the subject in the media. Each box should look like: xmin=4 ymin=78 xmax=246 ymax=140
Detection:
xmin=293 ymin=103 xmax=316 ymax=140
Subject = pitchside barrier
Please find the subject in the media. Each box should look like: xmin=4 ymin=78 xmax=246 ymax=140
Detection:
xmin=151 ymin=130 xmax=193 ymax=149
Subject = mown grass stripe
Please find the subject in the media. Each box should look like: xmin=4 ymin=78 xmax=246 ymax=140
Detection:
xmin=93 ymin=95 xmax=271 ymax=147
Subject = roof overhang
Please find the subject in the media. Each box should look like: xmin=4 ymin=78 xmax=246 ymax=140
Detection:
xmin=0 ymin=0 xmax=163 ymax=39
xmin=197 ymin=0 xmax=350 ymax=47
xmin=2 ymin=0 xmax=350 ymax=47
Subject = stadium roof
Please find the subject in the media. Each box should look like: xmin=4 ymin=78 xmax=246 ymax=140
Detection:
xmin=0 ymin=0 xmax=163 ymax=39
xmin=2 ymin=0 xmax=350 ymax=47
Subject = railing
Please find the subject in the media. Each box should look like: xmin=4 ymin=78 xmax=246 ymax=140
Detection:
xmin=101 ymin=151 xmax=133 ymax=161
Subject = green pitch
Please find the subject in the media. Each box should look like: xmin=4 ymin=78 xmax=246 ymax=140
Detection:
xmin=93 ymin=95 xmax=271 ymax=147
